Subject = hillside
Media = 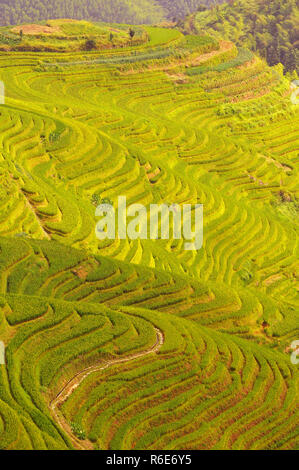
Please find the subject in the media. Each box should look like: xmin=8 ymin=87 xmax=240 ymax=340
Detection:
xmin=0 ymin=0 xmax=165 ymax=25
xmin=195 ymin=0 xmax=299 ymax=72
xmin=0 ymin=1 xmax=220 ymax=26
xmin=0 ymin=21 xmax=298 ymax=450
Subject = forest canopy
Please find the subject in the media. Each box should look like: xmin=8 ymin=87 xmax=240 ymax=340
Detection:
xmin=195 ymin=0 xmax=299 ymax=72
xmin=0 ymin=0 xmax=218 ymax=26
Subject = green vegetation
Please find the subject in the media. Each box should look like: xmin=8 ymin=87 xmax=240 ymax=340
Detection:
xmin=0 ymin=1 xmax=221 ymax=26
xmin=156 ymin=1 xmax=218 ymax=21
xmin=0 ymin=0 xmax=166 ymax=26
xmin=195 ymin=0 xmax=299 ymax=72
xmin=0 ymin=20 xmax=298 ymax=450
xmin=186 ymin=47 xmax=253 ymax=75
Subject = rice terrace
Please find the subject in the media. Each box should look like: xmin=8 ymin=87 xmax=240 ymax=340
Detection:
xmin=0 ymin=0 xmax=298 ymax=452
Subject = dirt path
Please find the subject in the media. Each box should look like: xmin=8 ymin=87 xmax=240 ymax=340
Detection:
xmin=49 ymin=328 xmax=164 ymax=450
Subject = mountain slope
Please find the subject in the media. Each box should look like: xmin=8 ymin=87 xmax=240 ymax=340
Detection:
xmin=0 ymin=0 xmax=166 ymax=26
xmin=0 ymin=23 xmax=298 ymax=449
xmin=0 ymin=0 xmax=220 ymax=26
xmin=195 ymin=0 xmax=299 ymax=72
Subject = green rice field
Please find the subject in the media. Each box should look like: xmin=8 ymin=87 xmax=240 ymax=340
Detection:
xmin=0 ymin=20 xmax=298 ymax=450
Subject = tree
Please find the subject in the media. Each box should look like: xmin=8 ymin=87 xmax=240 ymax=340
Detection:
xmin=285 ymin=48 xmax=297 ymax=72
xmin=129 ymin=28 xmax=135 ymax=41
xmin=267 ymin=45 xmax=280 ymax=66
xmin=84 ymin=39 xmax=97 ymax=51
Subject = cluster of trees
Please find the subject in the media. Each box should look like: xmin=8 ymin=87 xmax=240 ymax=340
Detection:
xmin=196 ymin=0 xmax=298 ymax=72
xmin=157 ymin=1 xmax=220 ymax=21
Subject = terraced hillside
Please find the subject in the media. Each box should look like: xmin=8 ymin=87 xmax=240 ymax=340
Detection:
xmin=0 ymin=20 xmax=150 ymax=52
xmin=0 ymin=22 xmax=298 ymax=450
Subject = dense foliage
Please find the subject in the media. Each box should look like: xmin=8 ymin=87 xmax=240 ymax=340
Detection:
xmin=0 ymin=1 xmax=221 ymax=26
xmin=157 ymin=1 xmax=220 ymax=20
xmin=0 ymin=0 xmax=166 ymax=25
xmin=195 ymin=0 xmax=299 ymax=72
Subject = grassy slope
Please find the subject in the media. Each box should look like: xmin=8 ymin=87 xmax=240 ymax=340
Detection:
xmin=0 ymin=23 xmax=298 ymax=450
